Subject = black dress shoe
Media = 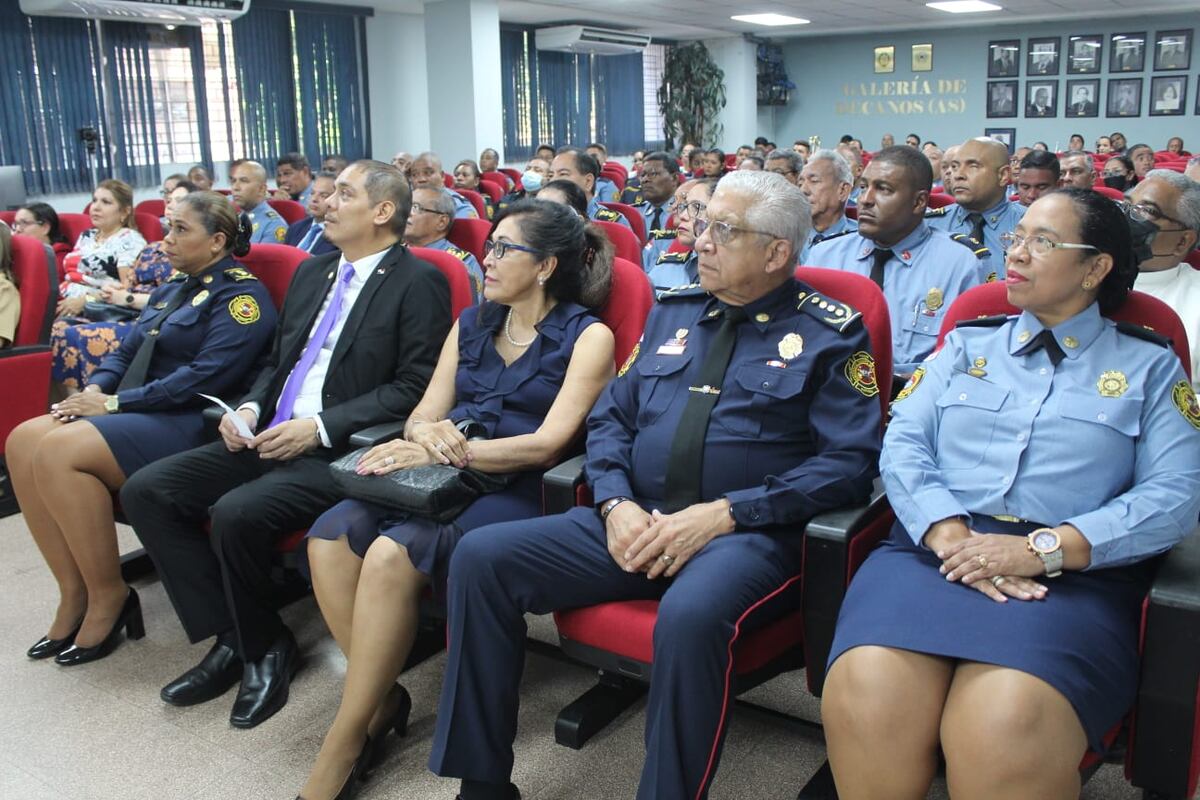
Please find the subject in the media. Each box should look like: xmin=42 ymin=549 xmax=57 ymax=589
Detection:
xmin=363 ymin=684 xmax=413 ymax=774
xmin=229 ymin=628 xmax=301 ymax=729
xmin=161 ymin=639 xmax=243 ymax=707
xmin=54 ymin=588 xmax=145 ymax=666
xmin=27 ymin=620 xmax=82 ymax=660
xmin=455 ymin=782 xmax=521 ymax=800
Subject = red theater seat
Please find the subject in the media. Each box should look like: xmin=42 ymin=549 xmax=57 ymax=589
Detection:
xmin=134 ymin=199 xmax=165 ymax=218
xmin=927 ymin=192 xmax=956 ymax=209
xmin=482 ymin=171 xmax=512 ymax=191
xmin=477 ymin=180 xmax=504 ymax=207
xmin=601 ymin=257 xmax=653 ymax=366
xmin=594 ymin=220 xmax=642 ymax=265
xmin=455 ymin=188 xmax=486 ymax=220
xmin=1092 ymin=185 xmax=1125 ymax=201
xmin=135 ymin=212 xmax=164 ymax=243
xmin=266 ymin=199 xmax=307 ymax=225
xmin=58 ymin=214 xmax=93 ymax=248
xmin=409 ymin=247 xmax=475 ymax=320
xmin=547 ymin=268 xmax=892 ymax=750
xmin=0 ymin=211 xmax=14 ymax=226
xmin=600 ymin=201 xmax=646 ymax=245
xmin=498 ymin=168 xmax=523 ymax=190
xmin=236 ymin=244 xmax=308 ymax=310
xmin=600 ymin=167 xmax=626 ymax=192
xmin=446 ymin=217 xmax=491 ymax=265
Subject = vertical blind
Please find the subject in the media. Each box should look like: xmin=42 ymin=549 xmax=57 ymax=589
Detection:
xmin=103 ymin=22 xmax=162 ymax=188
xmin=231 ymin=7 xmax=300 ymax=163
xmin=293 ymin=10 xmax=367 ymax=163
xmin=500 ymin=26 xmax=646 ymax=161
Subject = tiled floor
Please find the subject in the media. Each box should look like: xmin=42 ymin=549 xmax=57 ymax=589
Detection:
xmin=0 ymin=513 xmax=1160 ymax=799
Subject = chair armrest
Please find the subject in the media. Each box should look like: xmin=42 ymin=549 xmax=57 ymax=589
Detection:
xmin=349 ymin=420 xmax=408 ymax=448
xmin=1127 ymin=527 xmax=1200 ymax=798
xmin=0 ymin=344 xmax=51 ymax=360
xmin=542 ymin=454 xmax=587 ymax=515
xmin=801 ymin=479 xmax=890 ymax=695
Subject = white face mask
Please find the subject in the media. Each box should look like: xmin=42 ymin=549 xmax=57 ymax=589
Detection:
xmin=521 ymin=170 xmax=544 ymax=192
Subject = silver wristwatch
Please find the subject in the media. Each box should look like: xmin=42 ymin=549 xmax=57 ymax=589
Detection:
xmin=1027 ymin=527 xmax=1063 ymax=578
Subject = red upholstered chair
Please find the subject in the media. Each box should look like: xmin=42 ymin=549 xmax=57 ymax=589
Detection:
xmin=600 ymin=201 xmax=647 ymax=245
xmin=845 ymin=205 xmax=858 ymax=220
xmin=455 ymin=188 xmax=486 ymax=220
xmin=498 ymin=168 xmax=523 ymax=189
xmin=724 ymin=154 xmax=738 ymax=169
xmin=236 ymin=244 xmax=308 ymax=310
xmin=1092 ymin=185 xmax=1126 ymax=201
xmin=446 ymin=217 xmax=492 ymax=265
xmin=135 ymin=212 xmax=164 ymax=243
xmin=0 ymin=211 xmax=17 ymax=226
xmin=482 ymin=171 xmax=512 ymax=191
xmin=58 ymin=213 xmax=93 ymax=248
xmin=594 ymin=220 xmax=642 ymax=265
xmin=546 ymin=268 xmax=892 ymax=750
xmin=797 ymin=282 xmax=1200 ymax=800
xmin=600 ymin=167 xmax=626 ymax=191
xmin=477 ymin=180 xmax=504 ymax=207
xmin=135 ymin=199 xmax=165 ymax=218
xmin=602 ymin=257 xmax=653 ymax=366
xmin=443 ymin=173 xmax=455 ymax=188
xmin=927 ymin=192 xmax=956 ymax=209
xmin=603 ymin=161 xmax=628 ymax=179
xmin=1185 ymin=250 xmax=1200 ymax=270
xmin=266 ymin=199 xmax=306 ymax=225
xmin=0 ymin=236 xmax=59 ymax=514
xmin=409 ymin=247 xmax=475 ymax=320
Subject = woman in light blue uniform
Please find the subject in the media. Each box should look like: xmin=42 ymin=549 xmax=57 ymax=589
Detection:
xmin=823 ymin=188 xmax=1200 ymax=800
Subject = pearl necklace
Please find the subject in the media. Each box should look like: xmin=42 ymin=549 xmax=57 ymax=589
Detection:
xmin=504 ymin=308 xmax=537 ymax=347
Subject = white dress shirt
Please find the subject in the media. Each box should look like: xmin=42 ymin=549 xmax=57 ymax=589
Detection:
xmin=1134 ymin=263 xmax=1200 ymax=393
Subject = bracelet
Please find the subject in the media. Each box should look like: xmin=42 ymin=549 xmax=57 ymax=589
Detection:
xmin=599 ymin=496 xmax=631 ymax=521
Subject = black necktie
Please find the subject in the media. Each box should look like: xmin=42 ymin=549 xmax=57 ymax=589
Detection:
xmin=118 ymin=277 xmax=200 ymax=391
xmin=1014 ymin=329 xmax=1066 ymax=366
xmin=662 ymin=306 xmax=747 ymax=512
xmin=650 ymin=206 xmax=663 ymax=232
xmin=869 ymin=248 xmax=893 ymax=289
xmin=966 ymin=212 xmax=986 ymax=245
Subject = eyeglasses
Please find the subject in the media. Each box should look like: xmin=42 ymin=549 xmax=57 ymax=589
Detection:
xmin=639 ymin=169 xmax=668 ymax=179
xmin=10 ymin=218 xmax=34 ymax=230
xmin=1000 ymin=232 xmax=1099 ymax=257
xmin=1119 ymin=201 xmax=1189 ymax=232
xmin=410 ymin=203 xmax=449 ymax=217
xmin=484 ymin=239 xmax=541 ymax=260
xmin=694 ymin=217 xmax=780 ymax=245
xmin=677 ymin=201 xmax=707 ymax=219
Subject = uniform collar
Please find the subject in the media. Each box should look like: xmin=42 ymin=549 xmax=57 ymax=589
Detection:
xmin=1135 ymin=263 xmax=1190 ymax=288
xmin=960 ymin=196 xmax=1013 ymax=228
xmin=251 ymin=200 xmax=272 ymax=215
xmin=858 ymin=222 xmax=931 ymax=265
xmin=701 ymin=278 xmax=798 ymax=332
xmin=1009 ymin=302 xmax=1104 ymax=360
xmin=587 ymin=198 xmax=602 ymax=217
xmin=813 ymin=213 xmax=853 ymax=240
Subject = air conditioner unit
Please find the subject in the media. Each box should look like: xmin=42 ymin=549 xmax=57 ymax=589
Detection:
xmin=19 ymin=0 xmax=249 ymax=26
xmin=535 ymin=25 xmax=651 ymax=56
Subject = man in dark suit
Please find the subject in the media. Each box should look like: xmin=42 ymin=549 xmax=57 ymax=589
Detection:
xmin=1067 ymin=86 xmax=1097 ymax=117
xmin=284 ymin=171 xmax=338 ymax=256
xmin=121 ymin=160 xmax=451 ymax=729
xmin=1026 ymin=87 xmax=1053 ymax=117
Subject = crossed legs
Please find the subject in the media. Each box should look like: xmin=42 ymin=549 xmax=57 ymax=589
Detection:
xmin=823 ymin=645 xmax=1086 ymax=800
xmin=6 ymin=416 xmax=129 ymax=647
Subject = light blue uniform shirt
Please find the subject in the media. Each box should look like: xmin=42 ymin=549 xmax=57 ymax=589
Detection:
xmin=247 ymin=200 xmax=287 ymax=244
xmin=810 ymin=222 xmax=989 ymax=374
xmin=634 ymin=199 xmax=672 ymax=238
xmin=450 ymin=192 xmax=479 ymax=220
xmin=595 ymin=177 xmax=618 ymax=204
xmin=925 ymin=196 xmax=1025 ymax=279
xmin=588 ymin=198 xmax=632 ymax=231
xmin=647 ymin=251 xmax=698 ymax=298
xmin=642 ymin=230 xmax=678 ymax=272
xmin=882 ymin=303 xmax=1200 ymax=569
xmin=426 ymin=236 xmax=485 ymax=304
xmin=799 ymin=214 xmax=857 ymax=265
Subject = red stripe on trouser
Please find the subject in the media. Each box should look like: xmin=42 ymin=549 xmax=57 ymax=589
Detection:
xmin=694 ymin=572 xmax=803 ymax=800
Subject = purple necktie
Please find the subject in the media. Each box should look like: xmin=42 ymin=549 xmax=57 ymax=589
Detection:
xmin=269 ymin=262 xmax=355 ymax=428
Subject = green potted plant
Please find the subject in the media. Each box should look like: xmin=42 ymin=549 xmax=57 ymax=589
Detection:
xmin=658 ymin=42 xmax=727 ymax=149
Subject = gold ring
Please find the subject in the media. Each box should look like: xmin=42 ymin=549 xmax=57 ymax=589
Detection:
xmin=977 ymin=555 xmax=988 ymax=569
xmin=991 ymin=575 xmax=1005 ymax=587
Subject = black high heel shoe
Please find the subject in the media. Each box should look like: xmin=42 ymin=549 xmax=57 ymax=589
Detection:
xmin=27 ymin=619 xmax=82 ymax=660
xmin=295 ymin=735 xmax=373 ymax=800
xmin=54 ymin=588 xmax=145 ymax=666
xmin=364 ymin=683 xmax=412 ymax=773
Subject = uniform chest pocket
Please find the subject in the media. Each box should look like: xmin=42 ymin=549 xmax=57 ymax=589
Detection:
xmin=934 ymin=372 xmax=1010 ymax=469
xmin=1057 ymin=388 xmax=1141 ymax=438
xmin=160 ymin=304 xmax=203 ymax=330
xmin=635 ymin=353 xmax=692 ymax=425
xmin=900 ymin=309 xmax=943 ymax=339
xmin=717 ymin=364 xmax=810 ymax=438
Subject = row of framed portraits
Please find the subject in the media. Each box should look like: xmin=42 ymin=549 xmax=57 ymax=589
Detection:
xmin=986 ymin=76 xmax=1193 ymax=118
xmin=987 ymin=30 xmax=1192 ymax=78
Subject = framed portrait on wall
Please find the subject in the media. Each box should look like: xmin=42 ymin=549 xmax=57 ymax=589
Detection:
xmin=1149 ymin=75 xmax=1188 ymax=116
xmin=1064 ymin=79 xmax=1100 ymax=117
xmin=1110 ymin=33 xmax=1146 ymax=72
xmin=874 ymin=45 xmax=895 ymax=74
xmin=988 ymin=40 xmax=1020 ymax=77
xmin=1107 ymin=78 xmax=1142 ymax=117
xmin=1153 ymin=30 xmax=1192 ymax=71
xmin=1067 ymin=35 xmax=1103 ymax=74
xmin=1027 ymin=38 xmax=1060 ymax=75
xmin=1025 ymin=81 xmax=1058 ymax=118
xmin=983 ymin=128 xmax=1016 ymax=155
xmin=987 ymin=80 xmax=1018 ymax=117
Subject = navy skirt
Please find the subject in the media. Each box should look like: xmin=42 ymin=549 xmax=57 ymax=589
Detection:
xmin=88 ymin=409 xmax=207 ymax=479
xmin=304 ymin=471 xmax=542 ymax=592
xmin=828 ymin=516 xmax=1153 ymax=752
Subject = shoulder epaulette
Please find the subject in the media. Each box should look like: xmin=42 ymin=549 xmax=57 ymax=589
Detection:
xmin=167 ymin=269 xmax=187 ymax=282
xmin=649 ymin=229 xmax=678 ymax=241
xmin=949 ymin=233 xmax=991 ymax=259
xmin=954 ymin=314 xmax=1008 ymax=329
xmin=446 ymin=245 xmax=471 ymax=262
xmin=595 ymin=208 xmax=621 ymax=222
xmin=1116 ymin=321 xmax=1171 ymax=348
xmin=264 ymin=209 xmax=280 ymax=219
xmin=224 ymin=266 xmax=259 ymax=282
xmin=816 ymin=229 xmax=855 ymax=244
xmin=797 ymin=290 xmax=862 ymax=333
xmin=655 ymin=250 xmax=689 ymax=265
xmin=658 ymin=282 xmax=706 ymax=301
xmin=924 ymin=206 xmax=951 ymax=218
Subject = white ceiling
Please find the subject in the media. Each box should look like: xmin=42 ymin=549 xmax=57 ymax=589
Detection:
xmin=354 ymin=0 xmax=1200 ymax=41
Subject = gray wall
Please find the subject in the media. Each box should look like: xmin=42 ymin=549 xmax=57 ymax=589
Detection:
xmin=770 ymin=12 xmax=1199 ymax=152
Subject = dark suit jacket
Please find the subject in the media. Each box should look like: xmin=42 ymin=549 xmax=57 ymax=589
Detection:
xmin=1067 ymin=101 xmax=1096 ymax=116
xmin=241 ymin=242 xmax=451 ymax=453
xmin=284 ymin=217 xmax=339 ymax=257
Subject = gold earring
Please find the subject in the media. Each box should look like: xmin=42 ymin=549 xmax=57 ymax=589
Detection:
xmin=1082 ymin=280 xmax=1094 ymax=290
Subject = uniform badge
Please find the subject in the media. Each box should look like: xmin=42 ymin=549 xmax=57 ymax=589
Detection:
xmin=985 ymin=272 xmax=998 ymax=283
xmin=1063 ymin=336 xmax=1079 ymax=349
xmin=274 ymin=226 xmax=286 ymax=242
xmin=1171 ymin=380 xmax=1200 ymax=430
xmin=925 ymin=287 xmax=944 ymax=313
xmin=617 ymin=342 xmax=640 ymax=377
xmin=1097 ymin=370 xmax=1129 ymax=398
xmin=153 ymin=301 xmax=168 ymax=310
xmin=191 ymin=289 xmax=210 ymax=307
xmin=968 ymin=356 xmax=987 ymax=378
xmin=1017 ymin=330 xmax=1031 ymax=343
xmin=657 ymin=329 xmax=688 ymax=355
xmin=778 ymin=333 xmax=804 ymax=361
xmin=253 ymin=222 xmax=260 ymax=232
xmin=229 ymin=294 xmax=261 ymax=325
xmin=893 ymin=367 xmax=925 ymax=403
xmin=754 ymin=313 xmax=770 ymax=323
xmin=202 ymin=274 xmax=214 ymax=284
xmin=765 ymin=359 xmax=788 ymax=368
xmin=844 ymin=351 xmax=879 ymax=397
xmin=901 ymin=250 xmax=912 ymax=261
